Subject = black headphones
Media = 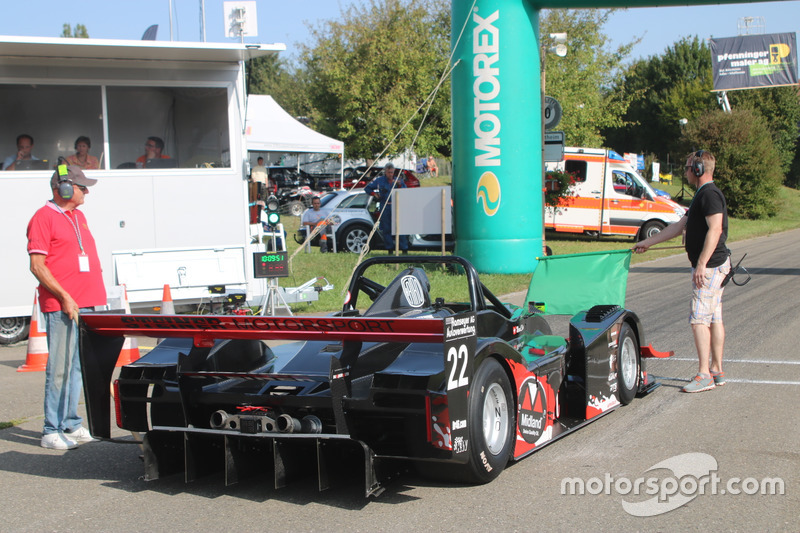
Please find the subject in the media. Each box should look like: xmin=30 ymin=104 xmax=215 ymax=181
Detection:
xmin=56 ymin=158 xmax=73 ymax=199
xmin=691 ymin=150 xmax=706 ymax=178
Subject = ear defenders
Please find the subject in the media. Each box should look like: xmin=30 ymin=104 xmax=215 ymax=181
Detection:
xmin=56 ymin=159 xmax=73 ymax=199
xmin=692 ymin=150 xmax=706 ymax=178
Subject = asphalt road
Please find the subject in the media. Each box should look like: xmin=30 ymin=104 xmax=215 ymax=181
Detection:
xmin=1 ymin=229 xmax=798 ymax=532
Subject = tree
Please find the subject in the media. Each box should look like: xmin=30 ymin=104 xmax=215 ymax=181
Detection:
xmin=61 ymin=23 xmax=89 ymax=38
xmin=680 ymin=109 xmax=781 ymax=219
xmin=300 ymin=0 xmax=451 ymax=159
xmin=246 ymin=54 xmax=312 ymax=119
xmin=728 ymin=86 xmax=800 ymax=182
xmin=540 ymin=9 xmax=636 ymax=147
xmin=603 ymin=37 xmax=717 ymax=166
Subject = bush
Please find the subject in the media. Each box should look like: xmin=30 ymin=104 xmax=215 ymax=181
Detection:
xmin=680 ymin=109 xmax=782 ymax=219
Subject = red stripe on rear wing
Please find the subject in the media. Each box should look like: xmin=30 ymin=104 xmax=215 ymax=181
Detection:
xmin=80 ymin=314 xmax=445 ymax=347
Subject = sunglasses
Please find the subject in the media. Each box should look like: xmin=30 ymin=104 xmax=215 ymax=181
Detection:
xmin=75 ymin=184 xmax=88 ymax=192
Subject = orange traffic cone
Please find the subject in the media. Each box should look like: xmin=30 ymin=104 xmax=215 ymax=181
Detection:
xmin=18 ymin=292 xmax=48 ymax=372
xmin=160 ymin=284 xmax=175 ymax=315
xmin=116 ymin=285 xmax=140 ymax=367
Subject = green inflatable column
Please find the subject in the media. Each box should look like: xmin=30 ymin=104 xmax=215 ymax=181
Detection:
xmin=451 ymin=0 xmax=543 ymax=273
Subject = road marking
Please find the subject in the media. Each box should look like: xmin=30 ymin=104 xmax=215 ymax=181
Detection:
xmin=652 ymin=375 xmax=800 ymax=386
xmin=662 ymin=357 xmax=800 ymax=365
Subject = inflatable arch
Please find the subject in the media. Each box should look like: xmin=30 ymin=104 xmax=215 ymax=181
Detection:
xmin=451 ymin=0 xmax=772 ymax=273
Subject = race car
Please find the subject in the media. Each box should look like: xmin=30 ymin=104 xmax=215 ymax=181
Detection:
xmin=79 ymin=255 xmax=671 ymax=496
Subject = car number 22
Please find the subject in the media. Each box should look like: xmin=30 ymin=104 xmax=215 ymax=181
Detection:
xmin=446 ymin=344 xmax=469 ymax=390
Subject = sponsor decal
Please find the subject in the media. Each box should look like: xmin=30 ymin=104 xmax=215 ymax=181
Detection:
xmin=452 ymin=419 xmax=467 ymax=430
xmin=480 ymin=451 xmax=493 ymax=472
xmin=445 ymin=315 xmax=477 ymax=340
xmin=453 ymin=436 xmax=469 ymax=454
xmin=476 ymin=171 xmax=501 ymax=216
xmin=401 ymin=275 xmax=426 ymax=308
xmin=117 ymin=315 xmax=401 ymax=334
xmin=472 ymin=9 xmax=501 ymax=168
xmin=517 ymin=377 xmax=547 ymax=444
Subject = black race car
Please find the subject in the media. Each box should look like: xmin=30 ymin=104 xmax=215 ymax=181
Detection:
xmin=79 ymin=256 xmax=671 ymax=496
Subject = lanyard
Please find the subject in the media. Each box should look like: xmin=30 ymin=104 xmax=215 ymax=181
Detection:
xmin=51 ymin=201 xmax=84 ymax=253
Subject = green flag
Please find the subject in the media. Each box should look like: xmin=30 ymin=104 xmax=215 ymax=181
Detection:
xmin=526 ymin=249 xmax=632 ymax=315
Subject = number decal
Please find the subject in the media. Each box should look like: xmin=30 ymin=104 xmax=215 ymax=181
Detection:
xmin=446 ymin=344 xmax=470 ymax=390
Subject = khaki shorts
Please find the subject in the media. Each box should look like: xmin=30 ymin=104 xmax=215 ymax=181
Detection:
xmin=689 ymin=259 xmax=731 ymax=326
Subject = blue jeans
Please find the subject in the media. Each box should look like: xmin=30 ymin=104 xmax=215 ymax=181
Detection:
xmin=43 ymin=310 xmax=89 ymax=435
xmin=379 ymin=207 xmax=408 ymax=251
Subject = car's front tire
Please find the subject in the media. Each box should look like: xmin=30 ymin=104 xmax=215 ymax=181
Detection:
xmin=639 ymin=220 xmax=665 ymax=241
xmin=617 ymin=322 xmax=640 ymax=405
xmin=339 ymin=224 xmax=372 ymax=253
xmin=0 ymin=316 xmax=29 ymax=345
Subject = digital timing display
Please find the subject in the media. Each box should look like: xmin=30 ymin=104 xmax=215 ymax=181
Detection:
xmin=253 ymin=251 xmax=289 ymax=278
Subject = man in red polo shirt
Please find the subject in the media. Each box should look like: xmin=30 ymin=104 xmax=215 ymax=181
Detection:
xmin=27 ymin=165 xmax=106 ymax=449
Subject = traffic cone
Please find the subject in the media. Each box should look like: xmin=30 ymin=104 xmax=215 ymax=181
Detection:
xmin=160 ymin=284 xmax=175 ymax=315
xmin=17 ymin=292 xmax=48 ymax=372
xmin=116 ymin=285 xmax=140 ymax=367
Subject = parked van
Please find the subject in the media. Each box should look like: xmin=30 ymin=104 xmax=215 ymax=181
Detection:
xmin=544 ymin=147 xmax=686 ymax=240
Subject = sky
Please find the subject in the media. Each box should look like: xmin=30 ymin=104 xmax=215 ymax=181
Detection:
xmin=0 ymin=0 xmax=799 ymax=63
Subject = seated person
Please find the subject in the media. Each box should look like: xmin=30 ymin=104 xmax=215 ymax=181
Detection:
xmin=300 ymin=197 xmax=332 ymax=253
xmin=65 ymin=136 xmax=100 ymax=170
xmin=427 ymin=155 xmax=438 ymax=177
xmin=135 ymin=136 xmax=170 ymax=168
xmin=3 ymin=134 xmax=39 ymax=171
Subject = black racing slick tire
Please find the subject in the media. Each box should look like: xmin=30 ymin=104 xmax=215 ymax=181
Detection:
xmin=462 ymin=358 xmax=515 ymax=483
xmin=617 ymin=322 xmax=640 ymax=405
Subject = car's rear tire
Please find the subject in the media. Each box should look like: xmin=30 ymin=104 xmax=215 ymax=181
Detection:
xmin=0 ymin=316 xmax=29 ymax=345
xmin=639 ymin=220 xmax=665 ymax=241
xmin=339 ymin=224 xmax=372 ymax=253
xmin=617 ymin=322 xmax=640 ymax=405
xmin=461 ymin=358 xmax=515 ymax=483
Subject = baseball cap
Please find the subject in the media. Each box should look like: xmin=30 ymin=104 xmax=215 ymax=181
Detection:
xmin=50 ymin=165 xmax=98 ymax=189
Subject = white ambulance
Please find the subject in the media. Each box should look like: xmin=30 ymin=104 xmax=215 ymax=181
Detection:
xmin=544 ymin=147 xmax=686 ymax=240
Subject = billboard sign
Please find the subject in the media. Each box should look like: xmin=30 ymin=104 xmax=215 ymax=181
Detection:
xmin=710 ymin=32 xmax=798 ymax=91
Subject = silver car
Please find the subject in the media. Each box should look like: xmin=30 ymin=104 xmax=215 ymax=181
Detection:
xmin=296 ymin=189 xmax=453 ymax=253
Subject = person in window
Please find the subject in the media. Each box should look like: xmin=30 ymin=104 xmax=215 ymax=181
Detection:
xmin=3 ymin=134 xmax=39 ymax=171
xmin=135 ymin=136 xmax=170 ymax=168
xmin=65 ymin=136 xmax=100 ymax=170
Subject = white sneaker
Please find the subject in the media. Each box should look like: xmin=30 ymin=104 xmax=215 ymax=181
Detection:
xmin=65 ymin=426 xmax=97 ymax=444
xmin=41 ymin=433 xmax=78 ymax=450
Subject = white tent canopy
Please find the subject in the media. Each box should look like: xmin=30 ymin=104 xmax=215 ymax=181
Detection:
xmin=245 ymin=94 xmax=344 ymax=155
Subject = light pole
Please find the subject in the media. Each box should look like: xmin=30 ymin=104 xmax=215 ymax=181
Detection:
xmin=541 ymin=33 xmax=567 ymax=255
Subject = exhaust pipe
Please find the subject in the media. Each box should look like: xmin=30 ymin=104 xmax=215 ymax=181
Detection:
xmin=210 ymin=410 xmax=229 ymax=429
xmin=276 ymin=414 xmax=323 ymax=434
xmin=301 ymin=415 xmax=322 ymax=434
xmin=277 ymin=414 xmax=301 ymax=433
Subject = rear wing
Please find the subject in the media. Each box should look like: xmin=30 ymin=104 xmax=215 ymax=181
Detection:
xmin=80 ymin=313 xmax=446 ymax=347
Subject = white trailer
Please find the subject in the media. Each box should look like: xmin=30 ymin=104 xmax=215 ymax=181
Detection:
xmin=0 ymin=35 xmax=285 ymax=343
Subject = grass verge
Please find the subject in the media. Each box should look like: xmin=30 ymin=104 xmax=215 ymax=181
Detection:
xmin=276 ymin=181 xmax=800 ymax=313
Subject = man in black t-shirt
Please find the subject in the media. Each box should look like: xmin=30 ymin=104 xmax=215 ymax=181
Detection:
xmin=634 ymin=150 xmax=731 ymax=393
